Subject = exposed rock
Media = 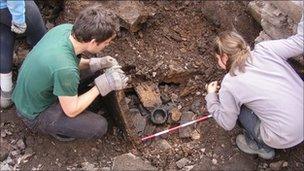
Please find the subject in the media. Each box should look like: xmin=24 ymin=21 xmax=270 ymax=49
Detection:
xmin=282 ymin=161 xmax=288 ymax=168
xmin=16 ymin=139 xmax=26 ymax=150
xmin=101 ymin=167 xmax=111 ymax=171
xmin=163 ymin=63 xmax=190 ymax=84
xmin=201 ymin=1 xmax=261 ymax=44
xmin=184 ymin=165 xmax=195 ymax=171
xmin=212 ymin=158 xmax=218 ymax=165
xmin=255 ymin=30 xmax=271 ymax=43
xmin=135 ymin=82 xmax=162 ymax=109
xmin=1 ymin=131 xmax=6 ymax=138
xmin=0 ymin=162 xmax=13 ymax=171
xmin=191 ymin=130 xmax=201 ymax=140
xmin=270 ymin=160 xmax=285 ymax=171
xmin=152 ymin=139 xmax=172 ymax=151
xmin=271 ymin=1 xmax=303 ymax=22
xmin=180 ymin=84 xmax=197 ymax=97
xmin=59 ymin=1 xmax=155 ymax=33
xmin=129 ymin=108 xmax=146 ymax=136
xmin=0 ymin=138 xmax=11 ymax=161
xmin=113 ymin=1 xmax=156 ymax=32
xmin=248 ymin=1 xmax=303 ymax=40
xmin=81 ymin=162 xmax=98 ymax=171
xmin=179 ymin=111 xmax=196 ymax=138
xmin=112 ymin=153 xmax=157 ymax=170
xmin=169 ymin=107 xmax=182 ymax=122
xmin=190 ymin=99 xmax=203 ymax=115
xmin=176 ymin=157 xmax=190 ymax=169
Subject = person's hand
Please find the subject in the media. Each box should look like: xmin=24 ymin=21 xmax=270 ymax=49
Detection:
xmin=11 ymin=22 xmax=27 ymax=34
xmin=94 ymin=67 xmax=128 ymax=96
xmin=89 ymin=56 xmax=119 ymax=73
xmin=205 ymin=81 xmax=219 ymax=93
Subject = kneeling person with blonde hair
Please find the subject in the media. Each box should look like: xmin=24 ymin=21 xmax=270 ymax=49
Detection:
xmin=205 ymin=16 xmax=303 ymax=159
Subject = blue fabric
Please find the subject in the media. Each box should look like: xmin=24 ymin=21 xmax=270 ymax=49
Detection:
xmin=0 ymin=0 xmax=25 ymax=24
xmin=238 ymin=106 xmax=273 ymax=150
xmin=0 ymin=0 xmax=46 ymax=73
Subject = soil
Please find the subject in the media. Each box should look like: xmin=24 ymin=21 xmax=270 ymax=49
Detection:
xmin=1 ymin=1 xmax=303 ymax=170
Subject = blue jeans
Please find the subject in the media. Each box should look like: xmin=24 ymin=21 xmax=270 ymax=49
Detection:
xmin=238 ymin=106 xmax=273 ymax=150
xmin=0 ymin=0 xmax=46 ymax=73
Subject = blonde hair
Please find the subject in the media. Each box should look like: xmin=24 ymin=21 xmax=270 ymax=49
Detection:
xmin=214 ymin=31 xmax=251 ymax=76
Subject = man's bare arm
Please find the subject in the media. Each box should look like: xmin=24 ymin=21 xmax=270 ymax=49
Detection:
xmin=79 ymin=58 xmax=90 ymax=70
xmin=58 ymin=86 xmax=99 ymax=117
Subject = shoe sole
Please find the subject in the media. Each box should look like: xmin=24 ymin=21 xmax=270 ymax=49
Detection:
xmin=236 ymin=135 xmax=274 ymax=160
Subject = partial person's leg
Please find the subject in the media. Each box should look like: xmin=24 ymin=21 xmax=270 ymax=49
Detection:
xmin=237 ymin=105 xmax=275 ymax=159
xmin=24 ymin=0 xmax=46 ymax=47
xmin=0 ymin=24 xmax=15 ymax=108
xmin=35 ymin=103 xmax=108 ymax=139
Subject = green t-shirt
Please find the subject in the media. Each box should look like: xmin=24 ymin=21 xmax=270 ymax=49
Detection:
xmin=12 ymin=24 xmax=80 ymax=120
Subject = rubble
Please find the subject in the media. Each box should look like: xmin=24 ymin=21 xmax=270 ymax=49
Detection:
xmin=16 ymin=139 xmax=26 ymax=150
xmin=0 ymin=162 xmax=13 ymax=170
xmin=190 ymin=130 xmax=201 ymax=140
xmin=152 ymin=139 xmax=172 ymax=151
xmin=129 ymin=108 xmax=146 ymax=136
xmin=135 ymin=82 xmax=162 ymax=109
xmin=179 ymin=111 xmax=196 ymax=138
xmin=270 ymin=160 xmax=286 ymax=171
xmin=176 ymin=157 xmax=190 ymax=169
xmin=59 ymin=1 xmax=155 ymax=33
xmin=212 ymin=158 xmax=218 ymax=165
xmin=113 ymin=1 xmax=156 ymax=32
xmin=169 ymin=107 xmax=182 ymax=122
xmin=112 ymin=153 xmax=157 ymax=170
xmin=248 ymin=1 xmax=303 ymax=41
xmin=81 ymin=162 xmax=98 ymax=171
xmin=0 ymin=138 xmax=11 ymax=162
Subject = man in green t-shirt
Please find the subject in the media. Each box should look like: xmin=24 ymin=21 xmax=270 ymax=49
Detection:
xmin=12 ymin=6 xmax=128 ymax=141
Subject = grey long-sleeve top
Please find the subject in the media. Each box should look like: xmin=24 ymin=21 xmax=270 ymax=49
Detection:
xmin=205 ymin=16 xmax=304 ymax=149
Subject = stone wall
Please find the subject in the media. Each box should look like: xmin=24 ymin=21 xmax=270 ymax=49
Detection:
xmin=248 ymin=1 xmax=303 ymax=42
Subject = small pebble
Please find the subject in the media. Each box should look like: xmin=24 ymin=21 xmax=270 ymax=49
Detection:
xmin=282 ymin=161 xmax=288 ymax=167
xmin=212 ymin=158 xmax=217 ymax=165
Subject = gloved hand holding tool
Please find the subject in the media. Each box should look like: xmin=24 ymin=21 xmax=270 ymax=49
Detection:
xmin=94 ymin=66 xmax=129 ymax=96
xmin=89 ymin=56 xmax=120 ymax=73
xmin=11 ymin=21 xmax=27 ymax=34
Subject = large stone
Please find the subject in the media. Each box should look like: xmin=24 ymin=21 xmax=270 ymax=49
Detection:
xmin=179 ymin=111 xmax=196 ymax=138
xmin=129 ymin=108 xmax=147 ymax=136
xmin=151 ymin=139 xmax=172 ymax=151
xmin=248 ymin=1 xmax=303 ymax=40
xmin=0 ymin=138 xmax=11 ymax=162
xmin=169 ymin=107 xmax=182 ymax=122
xmin=58 ymin=1 xmax=155 ymax=33
xmin=176 ymin=157 xmax=191 ymax=169
xmin=270 ymin=160 xmax=285 ymax=171
xmin=112 ymin=153 xmax=157 ymax=170
xmin=114 ymin=1 xmax=156 ymax=32
xmin=271 ymin=1 xmax=303 ymax=22
xmin=201 ymin=1 xmax=261 ymax=44
xmin=135 ymin=82 xmax=162 ymax=109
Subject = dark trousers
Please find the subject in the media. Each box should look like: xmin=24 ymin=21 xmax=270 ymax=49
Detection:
xmin=0 ymin=0 xmax=46 ymax=73
xmin=238 ymin=106 xmax=273 ymax=150
xmin=16 ymin=70 xmax=108 ymax=139
xmin=17 ymin=103 xmax=108 ymax=139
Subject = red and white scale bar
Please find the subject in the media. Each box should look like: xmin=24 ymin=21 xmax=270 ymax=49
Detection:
xmin=141 ymin=114 xmax=212 ymax=141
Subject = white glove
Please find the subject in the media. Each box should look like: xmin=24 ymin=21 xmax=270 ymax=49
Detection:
xmin=94 ymin=67 xmax=128 ymax=96
xmin=11 ymin=22 xmax=27 ymax=34
xmin=89 ymin=56 xmax=119 ymax=73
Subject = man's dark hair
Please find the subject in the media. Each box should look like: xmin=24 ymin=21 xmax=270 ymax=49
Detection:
xmin=72 ymin=6 xmax=119 ymax=44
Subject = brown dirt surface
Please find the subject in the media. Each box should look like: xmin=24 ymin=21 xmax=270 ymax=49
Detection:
xmin=2 ymin=1 xmax=303 ymax=170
